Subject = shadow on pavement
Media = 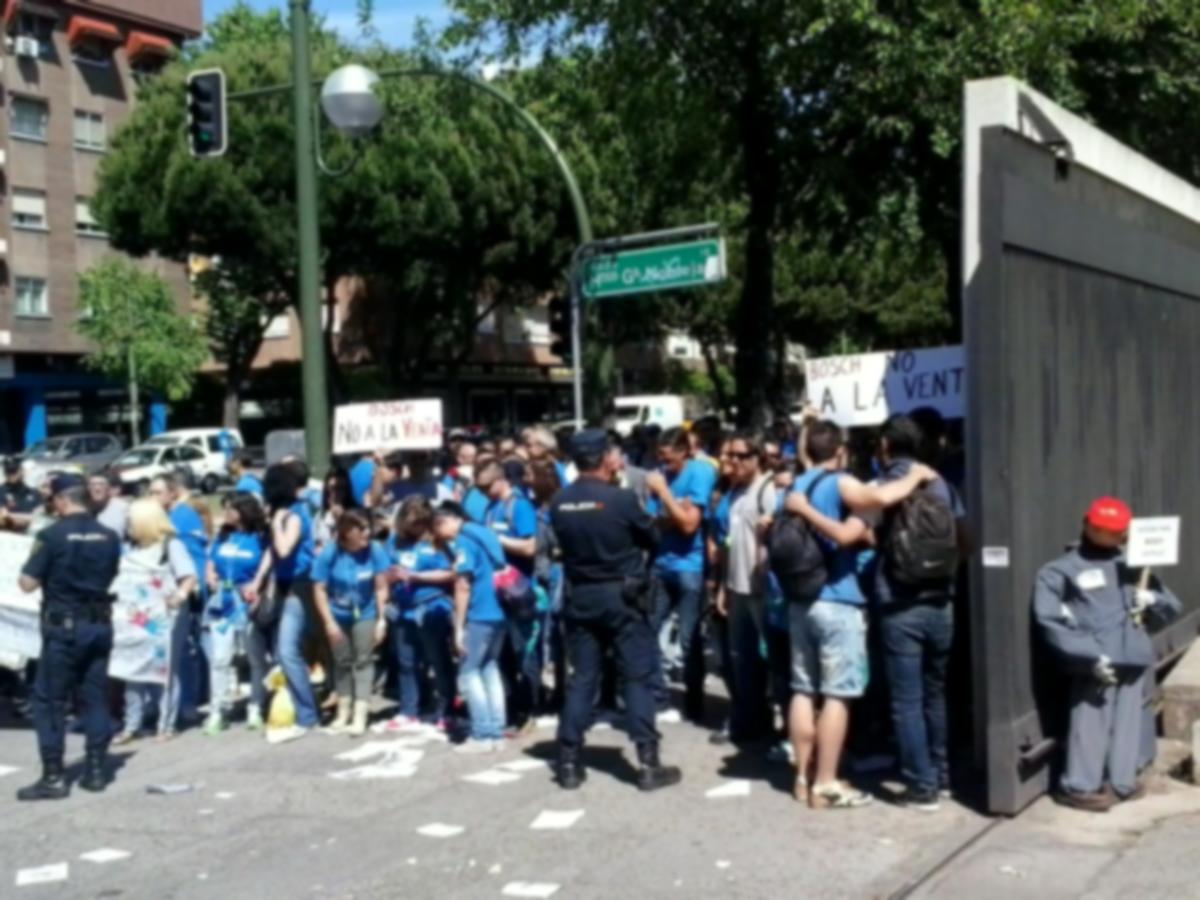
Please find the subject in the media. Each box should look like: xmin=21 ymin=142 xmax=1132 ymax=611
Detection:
xmin=523 ymin=738 xmax=641 ymax=788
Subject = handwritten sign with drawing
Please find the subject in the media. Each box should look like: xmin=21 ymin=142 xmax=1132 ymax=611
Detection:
xmin=805 ymin=345 xmax=965 ymax=428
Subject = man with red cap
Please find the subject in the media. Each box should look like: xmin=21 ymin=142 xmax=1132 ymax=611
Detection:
xmin=1032 ymin=496 xmax=1181 ymax=812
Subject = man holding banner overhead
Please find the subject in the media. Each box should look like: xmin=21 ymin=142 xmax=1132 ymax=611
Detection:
xmin=1032 ymin=497 xmax=1181 ymax=812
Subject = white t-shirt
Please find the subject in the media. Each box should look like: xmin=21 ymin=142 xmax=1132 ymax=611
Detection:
xmin=123 ymin=538 xmax=197 ymax=584
xmin=724 ymin=475 xmax=776 ymax=595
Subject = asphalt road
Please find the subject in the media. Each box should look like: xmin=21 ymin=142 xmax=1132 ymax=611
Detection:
xmin=0 ymin=700 xmax=993 ymax=899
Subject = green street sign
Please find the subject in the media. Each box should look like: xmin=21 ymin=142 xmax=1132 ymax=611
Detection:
xmin=581 ymin=237 xmax=726 ymax=300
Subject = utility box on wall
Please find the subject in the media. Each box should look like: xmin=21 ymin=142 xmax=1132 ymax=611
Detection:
xmin=963 ymin=78 xmax=1200 ymax=815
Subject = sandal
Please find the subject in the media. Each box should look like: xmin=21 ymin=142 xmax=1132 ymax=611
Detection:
xmin=793 ymin=775 xmax=808 ymax=804
xmin=809 ymin=781 xmax=873 ymax=810
xmin=111 ymin=732 xmax=135 ymax=747
xmin=153 ymin=730 xmax=178 ymax=744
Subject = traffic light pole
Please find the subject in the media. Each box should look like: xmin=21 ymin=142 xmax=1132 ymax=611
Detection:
xmin=289 ymin=0 xmax=330 ymax=476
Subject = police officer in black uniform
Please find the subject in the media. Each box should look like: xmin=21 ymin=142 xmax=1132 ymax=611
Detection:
xmin=0 ymin=455 xmax=41 ymax=533
xmin=550 ymin=429 xmax=682 ymax=792
xmin=16 ymin=474 xmax=121 ymax=801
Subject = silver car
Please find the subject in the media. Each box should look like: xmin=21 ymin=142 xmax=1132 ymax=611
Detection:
xmin=22 ymin=433 xmax=124 ymax=476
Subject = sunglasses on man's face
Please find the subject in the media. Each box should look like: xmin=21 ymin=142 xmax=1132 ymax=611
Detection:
xmin=728 ymin=451 xmax=756 ymax=462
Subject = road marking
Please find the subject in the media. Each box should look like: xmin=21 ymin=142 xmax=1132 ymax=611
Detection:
xmin=502 ymin=882 xmax=560 ymax=898
xmin=15 ymin=864 xmax=68 ymax=887
xmin=330 ymin=744 xmax=425 ymax=780
xmin=530 ymin=809 xmax=585 ymax=831
xmin=79 ymin=849 xmax=131 ymax=864
xmin=497 ymin=759 xmax=549 ymax=773
xmin=705 ymin=780 xmax=751 ymax=799
xmin=462 ymin=769 xmax=521 ymax=786
xmin=417 ymin=823 xmax=465 ymax=838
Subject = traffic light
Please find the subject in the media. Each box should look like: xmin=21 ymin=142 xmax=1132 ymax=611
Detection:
xmin=186 ymin=68 xmax=227 ymax=158
xmin=548 ymin=296 xmax=572 ymax=362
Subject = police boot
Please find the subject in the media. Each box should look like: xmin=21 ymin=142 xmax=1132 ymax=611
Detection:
xmin=557 ymin=744 xmax=586 ymax=790
xmin=79 ymin=751 xmax=109 ymax=793
xmin=16 ymin=763 xmax=70 ymax=802
xmin=636 ymin=742 xmax=682 ymax=793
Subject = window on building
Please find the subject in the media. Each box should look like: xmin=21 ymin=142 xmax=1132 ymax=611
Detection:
xmin=16 ymin=12 xmax=55 ymax=61
xmin=15 ymin=277 xmax=49 ymax=318
xmin=75 ymin=198 xmax=105 ymax=236
xmin=73 ymin=110 xmax=105 ymax=151
xmin=71 ymin=41 xmax=112 ymax=67
xmin=10 ymin=97 xmax=49 ymax=141
xmin=12 ymin=190 xmax=48 ymax=230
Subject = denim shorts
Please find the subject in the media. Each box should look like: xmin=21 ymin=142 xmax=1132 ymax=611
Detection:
xmin=788 ymin=600 xmax=868 ymax=699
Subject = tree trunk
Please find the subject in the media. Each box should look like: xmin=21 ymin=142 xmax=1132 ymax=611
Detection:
xmin=734 ymin=45 xmax=778 ymax=429
xmin=222 ymin=379 xmax=240 ymax=429
xmin=701 ymin=340 xmax=731 ymax=419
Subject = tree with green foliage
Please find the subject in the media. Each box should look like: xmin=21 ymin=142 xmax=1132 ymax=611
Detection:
xmin=95 ymin=3 xmax=586 ymax=420
xmin=76 ymin=259 xmax=207 ymax=445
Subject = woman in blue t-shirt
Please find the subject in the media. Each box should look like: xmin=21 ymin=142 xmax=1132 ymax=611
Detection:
xmin=312 ymin=509 xmax=390 ymax=737
xmin=382 ymin=496 xmax=458 ymax=731
xmin=433 ymin=502 xmax=508 ymax=754
xmin=203 ymin=493 xmax=270 ymax=734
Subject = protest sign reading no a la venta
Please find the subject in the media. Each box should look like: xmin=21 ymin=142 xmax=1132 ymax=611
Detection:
xmin=805 ymin=345 xmax=965 ymax=428
xmin=333 ymin=399 xmax=444 ymax=455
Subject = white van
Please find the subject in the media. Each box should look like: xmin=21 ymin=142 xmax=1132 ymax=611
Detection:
xmin=612 ymin=395 xmax=687 ymax=437
xmin=143 ymin=428 xmax=244 ymax=480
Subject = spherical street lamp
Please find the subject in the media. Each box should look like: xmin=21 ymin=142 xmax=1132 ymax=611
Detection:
xmin=320 ymin=64 xmax=382 ymax=138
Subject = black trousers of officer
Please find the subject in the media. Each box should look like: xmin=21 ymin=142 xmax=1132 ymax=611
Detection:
xmin=33 ymin=611 xmax=113 ymax=765
xmin=557 ymin=584 xmax=659 ymax=748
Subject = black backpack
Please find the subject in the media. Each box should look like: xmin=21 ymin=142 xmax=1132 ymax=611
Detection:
xmin=766 ymin=472 xmax=829 ymax=603
xmin=883 ymin=484 xmax=958 ymax=586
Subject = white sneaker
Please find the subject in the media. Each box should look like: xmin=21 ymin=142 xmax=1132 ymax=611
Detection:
xmin=266 ymin=725 xmax=312 ymax=745
xmin=454 ymin=738 xmax=497 ymax=755
xmin=246 ymin=708 xmax=264 ymax=731
xmin=656 ymin=709 xmax=683 ymax=726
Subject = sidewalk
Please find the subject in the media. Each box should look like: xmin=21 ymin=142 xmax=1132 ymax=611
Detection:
xmin=912 ymin=762 xmax=1200 ymax=900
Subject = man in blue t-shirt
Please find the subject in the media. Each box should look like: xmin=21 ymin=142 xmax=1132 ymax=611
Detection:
xmin=644 ymin=427 xmax=717 ymax=722
xmin=784 ymin=421 xmax=932 ymax=810
xmin=229 ymin=454 xmax=263 ymax=499
xmin=478 ymin=458 xmax=541 ymax=726
xmin=151 ymin=474 xmax=211 ymax=727
xmin=348 ymin=453 xmax=376 ymax=507
xmin=869 ymin=414 xmax=967 ymax=811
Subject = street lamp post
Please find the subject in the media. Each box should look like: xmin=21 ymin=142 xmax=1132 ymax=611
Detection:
xmin=288 ymin=0 xmax=330 ymax=476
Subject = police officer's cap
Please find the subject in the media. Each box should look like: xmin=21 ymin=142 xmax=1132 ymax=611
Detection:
xmin=567 ymin=429 xmax=611 ymax=464
xmin=2 ymin=456 xmax=20 ymax=475
xmin=47 ymin=473 xmax=86 ymax=496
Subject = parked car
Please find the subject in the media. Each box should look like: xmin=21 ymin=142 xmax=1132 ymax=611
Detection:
xmin=21 ymin=433 xmax=124 ymax=482
xmin=111 ymin=443 xmax=225 ymax=495
xmin=142 ymin=428 xmax=245 ymax=482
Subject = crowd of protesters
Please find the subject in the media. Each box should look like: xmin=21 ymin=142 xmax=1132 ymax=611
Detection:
xmin=0 ymin=407 xmax=1170 ymax=813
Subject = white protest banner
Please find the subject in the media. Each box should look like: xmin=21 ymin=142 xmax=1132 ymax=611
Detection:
xmin=1126 ymin=517 xmax=1180 ymax=569
xmin=333 ymin=399 xmax=444 ymax=455
xmin=0 ymin=532 xmax=41 ymax=663
xmin=107 ymin=556 xmax=175 ymax=685
xmin=0 ymin=532 xmax=175 ymax=683
xmin=805 ymin=345 xmax=965 ymax=428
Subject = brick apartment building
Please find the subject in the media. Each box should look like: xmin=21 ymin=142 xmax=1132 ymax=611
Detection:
xmin=0 ymin=0 xmax=200 ymax=454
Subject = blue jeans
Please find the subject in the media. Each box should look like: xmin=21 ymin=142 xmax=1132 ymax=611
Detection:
xmin=34 ymin=618 xmax=112 ymax=764
xmin=650 ymin=569 xmax=706 ymax=717
xmin=728 ymin=591 xmax=772 ymax=741
xmin=459 ymin=621 xmax=506 ymax=740
xmin=506 ymin=611 xmax=546 ymax=725
xmin=276 ymin=586 xmax=319 ymax=728
xmin=881 ymin=602 xmax=953 ymax=793
xmin=394 ymin=610 xmax=456 ymax=720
